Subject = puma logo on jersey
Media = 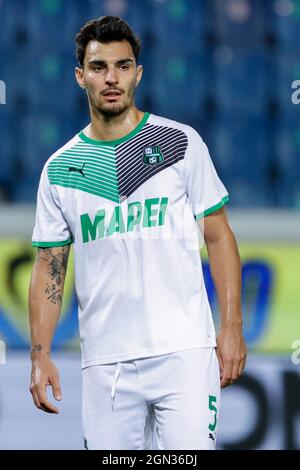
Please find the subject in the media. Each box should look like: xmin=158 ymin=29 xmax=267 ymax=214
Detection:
xmin=69 ymin=162 xmax=86 ymax=177
xmin=142 ymin=146 xmax=164 ymax=165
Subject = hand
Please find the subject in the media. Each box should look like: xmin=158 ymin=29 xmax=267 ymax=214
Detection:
xmin=216 ymin=326 xmax=247 ymax=388
xmin=29 ymin=353 xmax=62 ymax=413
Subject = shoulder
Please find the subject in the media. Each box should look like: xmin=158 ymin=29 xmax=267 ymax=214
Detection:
xmin=42 ymin=132 xmax=82 ymax=171
xmin=147 ymin=113 xmax=204 ymax=143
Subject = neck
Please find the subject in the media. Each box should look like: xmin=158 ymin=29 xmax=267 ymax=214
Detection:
xmin=84 ymin=105 xmax=144 ymax=141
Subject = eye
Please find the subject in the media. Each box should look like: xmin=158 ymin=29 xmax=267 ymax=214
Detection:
xmin=94 ymin=65 xmax=104 ymax=71
xmin=120 ymin=64 xmax=129 ymax=70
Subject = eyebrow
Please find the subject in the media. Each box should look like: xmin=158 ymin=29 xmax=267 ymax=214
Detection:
xmin=88 ymin=58 xmax=134 ymax=66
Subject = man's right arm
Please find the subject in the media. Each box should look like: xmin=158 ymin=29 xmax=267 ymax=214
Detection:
xmin=28 ymin=245 xmax=70 ymax=413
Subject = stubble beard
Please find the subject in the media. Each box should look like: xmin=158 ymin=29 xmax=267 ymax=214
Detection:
xmin=98 ymin=101 xmax=127 ymax=117
xmin=89 ymin=82 xmax=136 ymax=118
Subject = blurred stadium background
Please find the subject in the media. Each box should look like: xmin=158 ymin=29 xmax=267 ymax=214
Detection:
xmin=0 ymin=0 xmax=299 ymax=450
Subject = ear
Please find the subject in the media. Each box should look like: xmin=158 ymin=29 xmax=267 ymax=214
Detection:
xmin=75 ymin=67 xmax=86 ymax=89
xmin=135 ymin=64 xmax=143 ymax=88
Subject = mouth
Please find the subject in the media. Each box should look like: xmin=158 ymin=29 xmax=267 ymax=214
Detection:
xmin=102 ymin=90 xmax=122 ymax=101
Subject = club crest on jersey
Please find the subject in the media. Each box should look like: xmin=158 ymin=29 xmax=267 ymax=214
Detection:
xmin=142 ymin=146 xmax=164 ymax=165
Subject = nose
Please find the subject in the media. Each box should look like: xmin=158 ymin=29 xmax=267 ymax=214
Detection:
xmin=105 ymin=66 xmax=118 ymax=85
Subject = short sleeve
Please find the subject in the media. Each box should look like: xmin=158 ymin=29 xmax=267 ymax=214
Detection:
xmin=31 ymin=164 xmax=73 ymax=247
xmin=183 ymin=128 xmax=229 ymax=219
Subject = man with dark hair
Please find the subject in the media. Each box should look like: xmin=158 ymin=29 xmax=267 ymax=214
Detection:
xmin=28 ymin=15 xmax=247 ymax=450
xmin=76 ymin=16 xmax=142 ymax=67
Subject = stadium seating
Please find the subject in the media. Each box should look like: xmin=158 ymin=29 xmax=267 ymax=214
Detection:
xmin=0 ymin=0 xmax=299 ymax=207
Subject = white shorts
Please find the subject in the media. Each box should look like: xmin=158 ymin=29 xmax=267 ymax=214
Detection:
xmin=82 ymin=346 xmax=221 ymax=450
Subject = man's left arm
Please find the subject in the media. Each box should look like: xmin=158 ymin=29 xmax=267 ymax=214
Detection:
xmin=199 ymin=206 xmax=247 ymax=388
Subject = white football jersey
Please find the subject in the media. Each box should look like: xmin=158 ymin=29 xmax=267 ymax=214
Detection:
xmin=32 ymin=112 xmax=229 ymax=367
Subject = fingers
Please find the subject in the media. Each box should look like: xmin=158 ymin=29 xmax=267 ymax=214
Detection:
xmin=216 ymin=347 xmax=234 ymax=387
xmin=36 ymin=382 xmax=59 ymax=414
xmin=220 ymin=361 xmax=233 ymax=388
xmin=216 ymin=331 xmax=247 ymax=388
xmin=216 ymin=347 xmax=223 ymax=369
xmin=51 ymin=377 xmax=62 ymax=401
xmin=222 ymin=356 xmax=247 ymax=388
xmin=29 ymin=382 xmax=49 ymax=412
xmin=30 ymin=378 xmax=60 ymax=413
xmin=216 ymin=348 xmax=224 ymax=380
xmin=216 ymin=348 xmax=232 ymax=388
xmin=217 ymin=352 xmax=246 ymax=388
xmin=29 ymin=383 xmax=42 ymax=409
xmin=238 ymin=355 xmax=247 ymax=376
xmin=231 ymin=361 xmax=241 ymax=383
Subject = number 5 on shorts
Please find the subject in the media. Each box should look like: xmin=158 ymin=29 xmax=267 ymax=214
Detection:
xmin=208 ymin=395 xmax=217 ymax=432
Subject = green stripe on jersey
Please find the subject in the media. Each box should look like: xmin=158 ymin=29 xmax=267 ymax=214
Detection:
xmin=32 ymin=238 xmax=73 ymax=247
xmin=195 ymin=195 xmax=229 ymax=220
xmin=47 ymin=143 xmax=120 ymax=202
xmin=78 ymin=111 xmax=150 ymax=146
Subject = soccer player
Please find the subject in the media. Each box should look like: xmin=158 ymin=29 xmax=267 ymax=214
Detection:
xmin=28 ymin=16 xmax=247 ymax=450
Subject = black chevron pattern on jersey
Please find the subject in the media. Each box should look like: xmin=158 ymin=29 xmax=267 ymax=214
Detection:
xmin=115 ymin=123 xmax=188 ymax=199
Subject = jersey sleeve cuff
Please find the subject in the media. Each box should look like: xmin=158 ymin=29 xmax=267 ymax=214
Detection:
xmin=194 ymin=194 xmax=229 ymax=220
xmin=32 ymin=237 xmax=73 ymax=248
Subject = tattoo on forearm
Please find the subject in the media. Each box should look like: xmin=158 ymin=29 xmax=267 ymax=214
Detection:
xmin=46 ymin=247 xmax=69 ymax=286
xmin=38 ymin=246 xmax=69 ymax=307
xmin=45 ymin=282 xmax=62 ymax=305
